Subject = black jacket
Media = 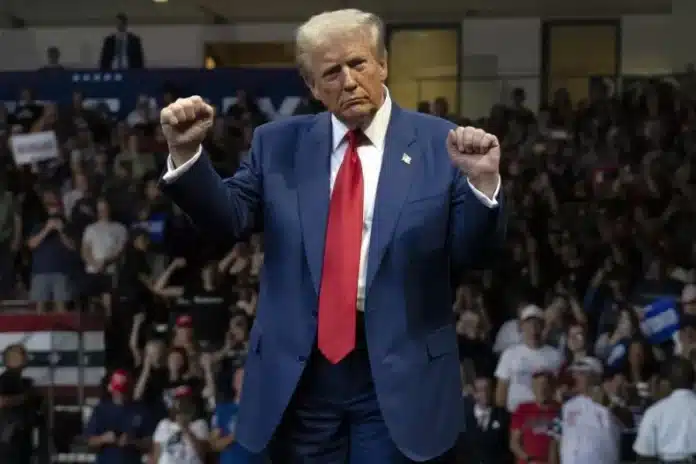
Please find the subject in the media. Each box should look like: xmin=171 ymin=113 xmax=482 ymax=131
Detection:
xmin=99 ymin=33 xmax=145 ymax=70
xmin=456 ymin=397 xmax=513 ymax=464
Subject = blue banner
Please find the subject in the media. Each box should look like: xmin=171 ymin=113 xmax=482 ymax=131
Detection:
xmin=0 ymin=68 xmax=308 ymax=120
xmin=640 ymin=297 xmax=680 ymax=344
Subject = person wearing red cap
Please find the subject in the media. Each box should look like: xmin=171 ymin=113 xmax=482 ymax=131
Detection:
xmin=152 ymin=384 xmax=209 ymax=464
xmin=509 ymin=371 xmax=560 ymax=464
xmin=171 ymin=314 xmax=199 ymax=360
xmin=85 ymin=369 xmax=155 ymax=464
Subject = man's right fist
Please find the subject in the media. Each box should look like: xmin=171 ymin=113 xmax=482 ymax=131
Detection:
xmin=160 ymin=95 xmax=215 ymax=166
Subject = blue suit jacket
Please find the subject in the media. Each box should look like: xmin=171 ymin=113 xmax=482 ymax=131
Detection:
xmin=161 ymin=105 xmax=506 ymax=461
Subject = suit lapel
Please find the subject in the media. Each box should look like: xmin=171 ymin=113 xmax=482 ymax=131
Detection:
xmin=296 ymin=112 xmax=332 ymax=295
xmin=364 ymin=106 xmax=417 ymax=293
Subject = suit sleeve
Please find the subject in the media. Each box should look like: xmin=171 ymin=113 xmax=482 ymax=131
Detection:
xmin=448 ymin=168 xmax=506 ymax=275
xmin=159 ymin=130 xmax=264 ymax=243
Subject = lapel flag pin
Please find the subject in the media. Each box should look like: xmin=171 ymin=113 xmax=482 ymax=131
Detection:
xmin=401 ymin=154 xmax=411 ymax=165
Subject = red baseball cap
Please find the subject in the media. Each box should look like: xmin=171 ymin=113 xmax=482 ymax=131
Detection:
xmin=173 ymin=385 xmax=193 ymax=398
xmin=108 ymin=369 xmax=130 ymax=394
xmin=176 ymin=314 xmax=193 ymax=328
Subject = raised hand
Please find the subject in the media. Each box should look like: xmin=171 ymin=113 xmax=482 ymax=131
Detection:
xmin=447 ymin=126 xmax=500 ymax=197
xmin=160 ymin=96 xmax=215 ymax=166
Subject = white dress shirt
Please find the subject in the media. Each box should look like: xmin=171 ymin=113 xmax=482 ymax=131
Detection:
xmin=163 ymin=90 xmax=500 ymax=311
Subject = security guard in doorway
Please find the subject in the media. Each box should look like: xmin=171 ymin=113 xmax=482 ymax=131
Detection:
xmin=633 ymin=358 xmax=696 ymax=463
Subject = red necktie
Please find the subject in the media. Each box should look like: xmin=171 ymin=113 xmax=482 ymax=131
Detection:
xmin=317 ymin=130 xmax=364 ymax=363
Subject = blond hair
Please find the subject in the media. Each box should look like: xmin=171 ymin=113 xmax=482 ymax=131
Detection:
xmin=295 ymin=9 xmax=386 ymax=80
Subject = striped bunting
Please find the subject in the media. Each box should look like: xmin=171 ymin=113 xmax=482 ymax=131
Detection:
xmin=0 ymin=313 xmax=106 ymax=387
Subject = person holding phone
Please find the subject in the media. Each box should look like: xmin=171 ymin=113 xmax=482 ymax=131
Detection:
xmin=152 ymin=385 xmax=209 ymax=464
xmin=84 ymin=370 xmax=154 ymax=464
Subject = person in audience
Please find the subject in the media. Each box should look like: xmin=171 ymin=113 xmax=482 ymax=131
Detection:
xmin=633 ymin=358 xmax=696 ymax=462
xmin=509 ymin=371 xmax=559 ymax=464
xmin=99 ymin=13 xmax=145 ymax=70
xmin=152 ymin=385 xmax=209 ymax=464
xmin=457 ymin=375 xmax=512 ymax=464
xmin=26 ymin=190 xmax=78 ymax=312
xmin=0 ymin=344 xmax=44 ymax=464
xmin=210 ymin=368 xmax=257 ymax=463
xmin=85 ymin=369 xmax=154 ymax=464
xmin=81 ymin=197 xmax=128 ymax=313
xmin=495 ymin=305 xmax=563 ymax=412
xmin=549 ymin=357 xmax=623 ymax=464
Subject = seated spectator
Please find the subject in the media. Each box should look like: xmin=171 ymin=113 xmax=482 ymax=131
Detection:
xmin=152 ymin=385 xmax=209 ymax=464
xmin=85 ymin=370 xmax=154 ymax=464
xmin=495 ymin=305 xmax=563 ymax=412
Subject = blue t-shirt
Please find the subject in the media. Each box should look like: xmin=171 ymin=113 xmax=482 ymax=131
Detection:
xmin=84 ymin=399 xmax=155 ymax=464
xmin=29 ymin=221 xmax=78 ymax=275
xmin=213 ymin=402 xmax=255 ymax=464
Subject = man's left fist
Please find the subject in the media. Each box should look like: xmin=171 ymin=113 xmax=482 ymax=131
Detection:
xmin=447 ymin=127 xmax=500 ymax=195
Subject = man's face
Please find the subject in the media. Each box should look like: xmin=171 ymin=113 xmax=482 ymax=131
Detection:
xmin=472 ymin=378 xmax=491 ymax=406
xmin=306 ymin=32 xmax=387 ymax=128
xmin=5 ymin=347 xmax=26 ymax=370
xmin=521 ymin=317 xmax=542 ymax=342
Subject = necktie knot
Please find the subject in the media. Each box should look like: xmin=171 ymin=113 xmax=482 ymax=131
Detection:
xmin=346 ymin=129 xmax=366 ymax=148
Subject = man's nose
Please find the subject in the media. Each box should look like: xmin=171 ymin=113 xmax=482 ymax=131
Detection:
xmin=341 ymin=67 xmax=358 ymax=90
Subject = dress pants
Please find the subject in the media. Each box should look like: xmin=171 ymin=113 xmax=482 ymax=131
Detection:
xmin=266 ymin=312 xmax=455 ymax=464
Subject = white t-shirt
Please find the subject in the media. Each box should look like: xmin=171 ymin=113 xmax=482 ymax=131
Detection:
xmin=494 ymin=343 xmax=562 ymax=412
xmin=82 ymin=220 xmax=128 ymax=274
xmin=154 ymin=418 xmax=209 ymax=464
xmin=634 ymin=389 xmax=696 ymax=461
xmin=559 ymin=395 xmax=621 ymax=464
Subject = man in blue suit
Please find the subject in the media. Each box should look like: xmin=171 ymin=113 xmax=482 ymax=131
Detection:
xmin=159 ymin=9 xmax=505 ymax=463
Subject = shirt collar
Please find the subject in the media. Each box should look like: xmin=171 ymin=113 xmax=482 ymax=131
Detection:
xmin=331 ymin=86 xmax=391 ymax=153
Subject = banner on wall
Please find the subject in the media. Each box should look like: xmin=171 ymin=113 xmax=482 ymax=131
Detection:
xmin=0 ymin=68 xmax=308 ymax=120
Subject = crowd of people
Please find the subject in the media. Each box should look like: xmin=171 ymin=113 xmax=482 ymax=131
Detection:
xmin=1 ymin=70 xmax=696 ymax=462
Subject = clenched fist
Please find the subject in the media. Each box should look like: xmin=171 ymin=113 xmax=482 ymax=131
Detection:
xmin=160 ymin=95 xmax=215 ymax=166
xmin=447 ymin=126 xmax=500 ymax=198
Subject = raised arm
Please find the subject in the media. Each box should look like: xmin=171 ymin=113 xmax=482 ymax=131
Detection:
xmin=158 ymin=96 xmax=263 ymax=242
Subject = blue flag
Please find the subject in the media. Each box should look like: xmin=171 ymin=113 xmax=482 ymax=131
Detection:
xmin=640 ymin=297 xmax=680 ymax=344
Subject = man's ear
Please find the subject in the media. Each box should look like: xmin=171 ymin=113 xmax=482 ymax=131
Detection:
xmin=303 ymin=76 xmax=321 ymax=102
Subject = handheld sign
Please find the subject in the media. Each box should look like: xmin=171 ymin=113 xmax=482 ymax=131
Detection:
xmin=640 ymin=297 xmax=680 ymax=344
xmin=9 ymin=131 xmax=59 ymax=166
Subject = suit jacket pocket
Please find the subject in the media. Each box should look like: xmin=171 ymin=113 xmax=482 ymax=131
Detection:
xmin=425 ymin=325 xmax=458 ymax=360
